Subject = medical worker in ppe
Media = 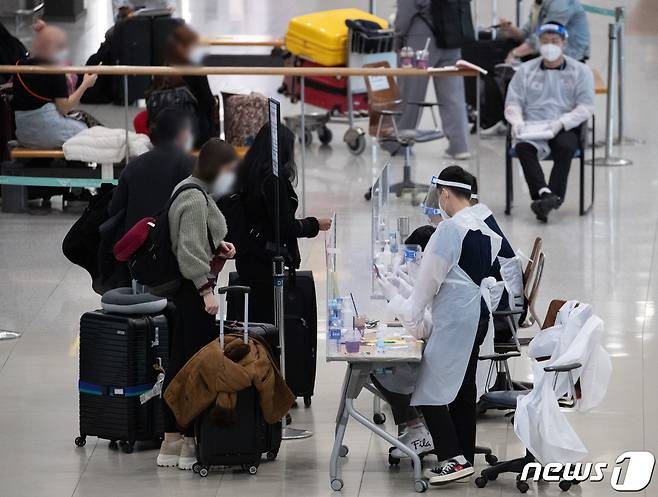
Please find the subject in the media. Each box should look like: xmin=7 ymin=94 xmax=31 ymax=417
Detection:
xmin=504 ymin=22 xmax=594 ymax=222
xmin=378 ymin=166 xmax=503 ymax=485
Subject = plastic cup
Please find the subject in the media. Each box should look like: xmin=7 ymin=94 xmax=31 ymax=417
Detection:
xmin=345 ymin=340 xmax=361 ymax=353
xmin=415 ymin=49 xmax=430 ymax=69
xmin=400 ymin=46 xmax=415 ymax=68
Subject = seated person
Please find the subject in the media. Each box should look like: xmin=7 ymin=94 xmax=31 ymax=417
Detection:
xmin=13 ymin=21 xmax=98 ymax=148
xmin=504 ymin=22 xmax=594 ymax=222
xmin=148 ymin=24 xmax=218 ymax=148
xmin=498 ymin=0 xmax=590 ymax=62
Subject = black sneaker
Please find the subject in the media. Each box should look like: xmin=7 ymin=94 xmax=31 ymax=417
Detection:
xmin=531 ymin=192 xmax=562 ymax=223
xmin=424 ymin=459 xmax=475 ymax=485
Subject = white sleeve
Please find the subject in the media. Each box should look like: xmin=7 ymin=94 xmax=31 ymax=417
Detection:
xmin=387 ymin=224 xmax=459 ymax=339
xmin=504 ymin=70 xmax=526 ymax=126
xmin=559 ymin=66 xmax=595 ymax=130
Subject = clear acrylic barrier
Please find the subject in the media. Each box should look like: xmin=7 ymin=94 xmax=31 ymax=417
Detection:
xmin=371 ymin=162 xmax=391 ymax=298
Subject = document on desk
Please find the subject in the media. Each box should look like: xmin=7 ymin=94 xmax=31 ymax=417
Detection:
xmin=517 ymin=121 xmax=555 ymax=141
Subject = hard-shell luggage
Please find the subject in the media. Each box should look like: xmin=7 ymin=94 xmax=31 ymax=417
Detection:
xmin=285 ymin=8 xmax=389 ymax=67
xmin=227 ymin=271 xmax=318 ymax=407
xmin=193 ymin=286 xmax=281 ymax=477
xmin=222 ymin=92 xmax=269 ymax=147
xmin=75 ymin=309 xmax=170 ymax=453
xmin=303 ymin=60 xmax=369 ymax=114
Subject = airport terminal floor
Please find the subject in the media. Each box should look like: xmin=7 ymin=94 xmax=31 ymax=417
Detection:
xmin=1 ymin=0 xmax=658 ymax=496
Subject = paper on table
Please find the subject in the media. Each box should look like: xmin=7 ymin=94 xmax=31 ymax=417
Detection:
xmin=427 ymin=60 xmax=488 ymax=75
xmin=517 ymin=121 xmax=555 ymax=141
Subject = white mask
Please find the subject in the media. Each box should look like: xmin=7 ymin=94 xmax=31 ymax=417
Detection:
xmin=438 ymin=193 xmax=450 ymax=220
xmin=189 ymin=47 xmax=205 ymax=65
xmin=183 ymin=135 xmax=194 ymax=153
xmin=212 ymin=171 xmax=236 ymax=196
xmin=540 ymin=43 xmax=562 ymax=62
xmin=52 ymin=48 xmax=69 ymax=64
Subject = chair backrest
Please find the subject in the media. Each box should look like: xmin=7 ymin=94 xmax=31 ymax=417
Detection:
xmin=363 ymin=61 xmax=400 ymax=137
xmin=523 ymin=237 xmax=542 ymax=286
xmin=527 ymin=252 xmax=545 ymax=327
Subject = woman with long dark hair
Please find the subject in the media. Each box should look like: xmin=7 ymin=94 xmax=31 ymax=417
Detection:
xmin=231 ymin=123 xmax=331 ymax=323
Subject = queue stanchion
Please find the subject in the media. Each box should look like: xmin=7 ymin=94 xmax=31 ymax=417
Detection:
xmin=300 ymin=76 xmax=307 ymax=218
xmin=614 ymin=6 xmax=643 ymax=146
xmin=591 ymin=23 xmax=632 ymax=167
xmin=268 ymin=97 xmax=313 ymax=441
xmin=475 ymin=69 xmax=482 ymax=181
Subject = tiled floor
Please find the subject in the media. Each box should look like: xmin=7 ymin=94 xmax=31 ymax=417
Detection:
xmin=1 ymin=0 xmax=657 ymax=496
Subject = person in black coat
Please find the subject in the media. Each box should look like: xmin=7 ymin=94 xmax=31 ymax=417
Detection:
xmin=108 ymin=107 xmax=195 ymax=236
xmin=230 ymin=123 xmax=332 ymax=323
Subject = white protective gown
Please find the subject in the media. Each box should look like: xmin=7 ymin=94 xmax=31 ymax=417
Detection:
xmin=514 ymin=301 xmax=612 ymax=464
xmin=504 ymin=56 xmax=595 ymax=159
xmin=470 ymin=203 xmax=524 ymax=311
xmin=388 ymin=207 xmax=503 ymax=406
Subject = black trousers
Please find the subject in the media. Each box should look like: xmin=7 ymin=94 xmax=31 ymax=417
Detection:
xmin=515 ymin=129 xmax=580 ymax=201
xmin=370 ymin=374 xmax=420 ymax=426
xmin=162 ymin=280 xmax=217 ymax=435
xmin=418 ymin=315 xmax=489 ymax=465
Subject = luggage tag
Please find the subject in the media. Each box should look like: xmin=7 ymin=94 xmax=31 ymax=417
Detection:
xmin=140 ymin=359 xmax=165 ymax=404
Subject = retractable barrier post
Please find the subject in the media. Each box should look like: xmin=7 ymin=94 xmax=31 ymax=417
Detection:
xmin=123 ymin=74 xmax=130 ymax=171
xmin=369 ymin=0 xmax=377 ymax=16
xmin=614 ymin=6 xmax=642 ymax=146
xmin=592 ymin=23 xmax=632 ymax=167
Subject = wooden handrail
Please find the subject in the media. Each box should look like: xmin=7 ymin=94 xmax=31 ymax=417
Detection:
xmin=201 ymin=35 xmax=285 ymax=47
xmin=0 ymin=64 xmax=477 ymax=78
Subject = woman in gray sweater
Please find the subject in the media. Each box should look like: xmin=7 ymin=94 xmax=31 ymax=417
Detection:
xmin=157 ymin=138 xmax=238 ymax=470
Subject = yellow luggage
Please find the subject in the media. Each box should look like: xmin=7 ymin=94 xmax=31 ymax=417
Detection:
xmin=285 ymin=8 xmax=389 ymax=67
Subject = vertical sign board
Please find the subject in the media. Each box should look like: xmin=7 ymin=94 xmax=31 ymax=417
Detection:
xmin=268 ymin=98 xmax=280 ymax=177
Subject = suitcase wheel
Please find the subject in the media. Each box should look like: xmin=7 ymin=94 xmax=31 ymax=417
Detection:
xmin=373 ymin=412 xmax=386 ymax=425
xmin=303 ymin=395 xmax=312 ymax=408
xmin=192 ymin=462 xmax=201 ymax=474
xmin=199 ymin=466 xmax=209 ymax=477
xmin=318 ymin=126 xmax=333 ymax=145
xmin=109 ymin=440 xmax=119 ymax=450
xmin=242 ymin=463 xmax=259 ymax=475
xmin=74 ymin=436 xmax=86 ymax=447
xmin=266 ymin=449 xmax=279 ymax=461
xmin=119 ymin=440 xmax=134 ymax=454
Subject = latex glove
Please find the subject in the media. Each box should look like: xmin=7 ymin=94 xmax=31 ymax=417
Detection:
xmin=388 ymin=275 xmax=413 ymax=299
xmin=396 ymin=267 xmax=414 ymax=286
xmin=550 ymin=119 xmax=563 ymax=136
xmin=376 ymin=275 xmax=399 ymax=302
xmin=512 ymin=122 xmax=525 ymax=138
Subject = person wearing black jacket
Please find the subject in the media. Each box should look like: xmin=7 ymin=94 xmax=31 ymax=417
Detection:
xmin=230 ymin=123 xmax=331 ymax=323
xmin=108 ymin=107 xmax=195 ymax=235
xmin=148 ymin=24 xmax=218 ymax=148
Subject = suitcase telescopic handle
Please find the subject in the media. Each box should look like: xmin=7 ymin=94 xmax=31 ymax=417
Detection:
xmin=217 ymin=285 xmax=251 ymax=347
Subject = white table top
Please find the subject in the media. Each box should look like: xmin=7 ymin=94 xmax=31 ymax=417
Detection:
xmin=325 ymin=333 xmax=423 ymax=363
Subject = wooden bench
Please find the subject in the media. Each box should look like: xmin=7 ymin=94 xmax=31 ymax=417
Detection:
xmin=201 ymin=35 xmax=285 ymax=48
xmin=1 ymin=145 xmax=249 ymax=213
xmin=593 ymin=68 xmax=607 ymax=95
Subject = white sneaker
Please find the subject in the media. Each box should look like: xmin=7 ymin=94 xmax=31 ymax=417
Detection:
xmin=156 ymin=439 xmax=183 ymax=468
xmin=444 ymin=150 xmax=472 ymax=160
xmin=390 ymin=425 xmax=434 ymax=459
xmin=178 ymin=439 xmax=197 ymax=470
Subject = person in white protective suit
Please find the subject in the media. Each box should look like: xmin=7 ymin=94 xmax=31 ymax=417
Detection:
xmin=504 ymin=22 xmax=594 ymax=222
xmin=378 ymin=165 xmax=504 ymax=486
xmin=514 ymin=301 xmax=611 ymax=464
xmin=373 ymin=173 xmax=522 ymax=461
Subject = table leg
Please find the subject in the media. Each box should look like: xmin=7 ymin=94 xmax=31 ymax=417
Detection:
xmin=345 ymin=398 xmax=427 ymax=493
xmin=330 ymin=365 xmax=352 ymax=491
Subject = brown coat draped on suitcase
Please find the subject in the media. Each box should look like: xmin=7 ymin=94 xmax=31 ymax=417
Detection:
xmin=164 ymin=335 xmax=294 ymax=428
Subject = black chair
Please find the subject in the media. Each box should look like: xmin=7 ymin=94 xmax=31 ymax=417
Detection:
xmin=505 ymin=118 xmax=595 ymax=216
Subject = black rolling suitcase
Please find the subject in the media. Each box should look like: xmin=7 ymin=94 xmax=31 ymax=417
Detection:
xmin=193 ymin=286 xmax=282 ymax=478
xmin=227 ymin=271 xmax=318 ymax=406
xmin=76 ymin=310 xmax=169 ymax=453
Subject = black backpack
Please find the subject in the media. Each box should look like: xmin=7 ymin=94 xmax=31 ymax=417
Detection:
xmin=426 ymin=0 xmax=475 ymax=49
xmin=129 ymin=184 xmax=214 ymax=297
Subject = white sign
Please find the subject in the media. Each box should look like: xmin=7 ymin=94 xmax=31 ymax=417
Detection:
xmin=268 ymin=98 xmax=280 ymax=177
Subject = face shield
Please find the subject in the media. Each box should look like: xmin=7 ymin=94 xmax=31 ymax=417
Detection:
xmin=421 ymin=176 xmax=442 ymax=225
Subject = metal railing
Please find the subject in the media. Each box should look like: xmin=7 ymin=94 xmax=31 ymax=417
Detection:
xmin=0 ymin=64 xmax=479 ymax=215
